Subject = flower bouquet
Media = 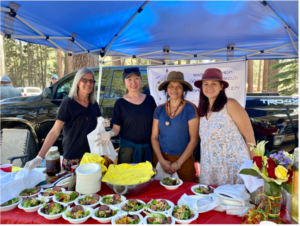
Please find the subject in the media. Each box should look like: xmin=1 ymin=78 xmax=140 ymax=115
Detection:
xmin=239 ymin=141 xmax=293 ymax=223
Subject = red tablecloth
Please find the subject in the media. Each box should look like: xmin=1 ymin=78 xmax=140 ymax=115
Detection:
xmin=1 ymin=181 xmax=243 ymax=224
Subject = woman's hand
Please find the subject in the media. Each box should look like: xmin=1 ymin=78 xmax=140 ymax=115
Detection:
xmin=96 ymin=131 xmax=114 ymax=146
xmin=24 ymin=156 xmax=43 ymax=170
xmin=170 ymin=162 xmax=180 ymax=172
xmin=161 ymin=159 xmax=175 ymax=174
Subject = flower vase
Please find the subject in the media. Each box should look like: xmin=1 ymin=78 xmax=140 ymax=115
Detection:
xmin=261 ymin=180 xmax=282 ymax=223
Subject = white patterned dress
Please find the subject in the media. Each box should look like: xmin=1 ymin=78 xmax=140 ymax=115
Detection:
xmin=199 ymin=105 xmax=250 ymax=185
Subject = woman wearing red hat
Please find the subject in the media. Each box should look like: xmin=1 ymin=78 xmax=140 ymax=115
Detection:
xmin=194 ymin=68 xmax=256 ymax=185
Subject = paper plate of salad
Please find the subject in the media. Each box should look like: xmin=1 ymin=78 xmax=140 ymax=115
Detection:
xmin=100 ymin=194 xmax=126 ymax=206
xmin=18 ymin=197 xmax=49 ymax=212
xmin=160 ymin=178 xmax=183 ymax=190
xmin=143 ymin=211 xmax=174 ymax=224
xmin=39 ymin=186 xmax=66 ymax=198
xmin=92 ymin=205 xmax=121 ymax=223
xmin=75 ymin=194 xmax=101 ymax=208
xmin=112 ymin=212 xmax=143 ymax=225
xmin=53 ymin=191 xmax=79 ymax=205
xmin=19 ymin=186 xmax=43 ymax=198
xmin=38 ymin=201 xmax=68 ymax=220
xmin=62 ymin=205 xmax=92 ymax=224
xmin=144 ymin=199 xmax=174 ymax=214
xmin=120 ymin=199 xmax=146 ymax=214
xmin=0 ymin=197 xmax=22 ymax=212
xmin=191 ymin=185 xmax=214 ymax=196
xmin=171 ymin=205 xmax=198 ymax=224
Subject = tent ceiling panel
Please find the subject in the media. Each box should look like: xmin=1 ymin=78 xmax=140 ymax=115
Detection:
xmin=1 ymin=1 xmax=298 ymax=61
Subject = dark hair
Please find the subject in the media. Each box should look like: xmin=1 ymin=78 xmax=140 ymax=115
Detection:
xmin=164 ymin=82 xmax=189 ymax=100
xmin=197 ymin=81 xmax=227 ymax=117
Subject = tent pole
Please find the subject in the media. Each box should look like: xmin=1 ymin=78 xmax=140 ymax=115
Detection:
xmin=97 ymin=60 xmax=103 ymax=103
xmin=137 ymin=50 xmax=163 ymax=58
xmin=262 ymin=1 xmax=298 ymax=39
xmin=169 ymin=51 xmax=192 ymax=57
xmin=107 ymin=50 xmax=132 ymax=57
xmin=286 ymin=28 xmax=298 ymax=54
xmin=10 ymin=35 xmax=72 ymax=40
xmin=264 ymin=52 xmax=298 ymax=57
xmin=104 ymin=57 xmax=130 ymax=63
xmin=136 ymin=56 xmax=164 ymax=64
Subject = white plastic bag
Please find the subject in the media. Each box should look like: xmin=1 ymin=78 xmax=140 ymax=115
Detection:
xmin=87 ymin=117 xmax=117 ymax=162
xmin=154 ymin=162 xmax=179 ymax=180
xmin=0 ymin=168 xmax=45 ymax=204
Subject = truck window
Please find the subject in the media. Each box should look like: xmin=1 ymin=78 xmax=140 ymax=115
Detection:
xmin=141 ymin=71 xmax=150 ymax=95
xmin=110 ymin=70 xmax=126 ymax=98
xmin=56 ymin=76 xmax=74 ymax=99
xmin=94 ymin=68 xmax=110 ymax=100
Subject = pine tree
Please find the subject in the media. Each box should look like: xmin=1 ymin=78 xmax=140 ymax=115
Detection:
xmin=268 ymin=59 xmax=298 ymax=96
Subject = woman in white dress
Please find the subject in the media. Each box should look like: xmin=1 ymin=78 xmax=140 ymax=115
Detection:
xmin=194 ymin=68 xmax=256 ymax=185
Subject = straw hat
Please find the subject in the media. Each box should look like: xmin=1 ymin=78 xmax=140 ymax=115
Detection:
xmin=194 ymin=68 xmax=229 ymax=89
xmin=158 ymin=71 xmax=193 ymax=91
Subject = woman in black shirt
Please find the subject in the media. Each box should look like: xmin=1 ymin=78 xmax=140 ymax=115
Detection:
xmin=25 ymin=68 xmax=102 ymax=171
xmin=97 ymin=67 xmax=157 ymax=164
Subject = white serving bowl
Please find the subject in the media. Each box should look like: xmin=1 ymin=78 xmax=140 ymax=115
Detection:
xmin=62 ymin=206 xmax=93 ymax=224
xmin=0 ymin=197 xmax=22 ymax=212
xmin=119 ymin=199 xmax=146 ymax=214
xmin=39 ymin=187 xmax=66 ymax=200
xmin=160 ymin=178 xmax=183 ymax=190
xmin=191 ymin=184 xmax=214 ymax=197
xmin=18 ymin=197 xmax=49 ymax=212
xmin=170 ymin=206 xmax=199 ymax=224
xmin=37 ymin=202 xmax=68 ymax=220
xmin=145 ymin=199 xmax=174 ymax=214
xmin=56 ymin=177 xmax=71 ymax=187
xmin=91 ymin=205 xmax=121 ymax=223
xmin=111 ymin=212 xmax=143 ymax=225
xmin=100 ymin=194 xmax=126 ymax=207
xmin=143 ymin=215 xmax=175 ymax=224
xmin=53 ymin=191 xmax=79 ymax=205
xmin=19 ymin=187 xmax=44 ymax=198
xmin=74 ymin=194 xmax=101 ymax=208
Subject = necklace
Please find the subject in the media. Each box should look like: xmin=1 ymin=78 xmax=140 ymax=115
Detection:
xmin=165 ymin=100 xmax=183 ymax=126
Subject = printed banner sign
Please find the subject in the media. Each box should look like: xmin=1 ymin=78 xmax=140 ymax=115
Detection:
xmin=147 ymin=60 xmax=247 ymax=107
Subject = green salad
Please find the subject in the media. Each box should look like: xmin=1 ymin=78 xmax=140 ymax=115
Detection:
xmin=172 ymin=205 xmax=195 ymax=220
xmin=1 ymin=197 xmax=20 ymax=207
xmin=121 ymin=199 xmax=144 ymax=212
xmin=145 ymin=199 xmax=171 ymax=211
xmin=144 ymin=212 xmax=172 ymax=224
xmin=55 ymin=192 xmax=79 ymax=203
xmin=21 ymin=198 xmax=45 ymax=208
xmin=65 ymin=210 xmax=90 ymax=219
xmin=161 ymin=177 xmax=180 ymax=186
xmin=19 ymin=187 xmax=40 ymax=196
xmin=101 ymin=194 xmax=122 ymax=205
xmin=95 ymin=206 xmax=119 ymax=218
xmin=194 ymin=185 xmax=214 ymax=194
xmin=40 ymin=202 xmax=67 ymax=215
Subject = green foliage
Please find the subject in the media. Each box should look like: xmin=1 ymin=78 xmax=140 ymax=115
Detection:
xmin=268 ymin=59 xmax=298 ymax=96
xmin=239 ymin=169 xmax=259 ymax=177
xmin=4 ymin=38 xmax=58 ymax=89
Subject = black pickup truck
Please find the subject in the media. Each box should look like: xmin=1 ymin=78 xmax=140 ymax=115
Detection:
xmin=0 ymin=66 xmax=298 ymax=163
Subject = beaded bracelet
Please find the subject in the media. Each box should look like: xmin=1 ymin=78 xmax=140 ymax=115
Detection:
xmin=175 ymin=161 xmax=181 ymax=169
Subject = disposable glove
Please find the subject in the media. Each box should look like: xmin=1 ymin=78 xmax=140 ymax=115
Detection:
xmin=96 ymin=131 xmax=114 ymax=146
xmin=102 ymin=119 xmax=110 ymax=128
xmin=24 ymin=156 xmax=43 ymax=170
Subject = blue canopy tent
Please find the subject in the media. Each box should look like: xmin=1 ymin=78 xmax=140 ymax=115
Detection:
xmin=1 ymin=1 xmax=298 ymax=101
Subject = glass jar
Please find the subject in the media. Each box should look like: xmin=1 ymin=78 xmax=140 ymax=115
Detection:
xmin=291 ymin=147 xmax=298 ymax=223
xmin=45 ymin=146 xmax=61 ymax=176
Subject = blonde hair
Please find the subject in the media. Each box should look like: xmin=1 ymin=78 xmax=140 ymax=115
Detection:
xmin=69 ymin=68 xmax=96 ymax=104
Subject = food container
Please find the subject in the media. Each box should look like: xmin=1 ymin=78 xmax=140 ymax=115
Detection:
xmin=100 ymin=194 xmax=126 ymax=207
xmin=91 ymin=206 xmax=121 ymax=223
xmin=145 ymin=199 xmax=174 ymax=214
xmin=74 ymin=194 xmax=101 ymax=208
xmin=62 ymin=206 xmax=93 ymax=224
xmin=119 ymin=199 xmax=146 ymax=214
xmin=0 ymin=164 xmax=12 ymax=172
xmin=76 ymin=163 xmax=102 ymax=195
xmin=112 ymin=212 xmax=143 ymax=225
xmin=37 ymin=202 xmax=68 ymax=220
xmin=170 ymin=206 xmax=199 ymax=224
xmin=45 ymin=146 xmax=61 ymax=176
xmin=18 ymin=197 xmax=49 ymax=212
xmin=160 ymin=178 xmax=183 ymax=190
xmin=0 ymin=197 xmax=22 ymax=212
xmin=52 ymin=191 xmax=79 ymax=205
xmin=105 ymin=169 xmax=156 ymax=196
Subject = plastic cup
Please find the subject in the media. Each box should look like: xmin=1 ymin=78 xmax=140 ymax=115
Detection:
xmin=0 ymin=164 xmax=13 ymax=172
xmin=71 ymin=165 xmax=78 ymax=173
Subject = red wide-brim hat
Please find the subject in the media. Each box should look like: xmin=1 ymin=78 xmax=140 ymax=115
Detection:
xmin=194 ymin=68 xmax=229 ymax=89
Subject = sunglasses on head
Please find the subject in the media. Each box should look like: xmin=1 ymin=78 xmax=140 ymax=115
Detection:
xmin=80 ymin=78 xmax=96 ymax=84
xmin=124 ymin=68 xmax=140 ymax=74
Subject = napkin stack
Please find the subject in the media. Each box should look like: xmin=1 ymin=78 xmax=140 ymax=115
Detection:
xmin=180 ymin=184 xmax=255 ymax=217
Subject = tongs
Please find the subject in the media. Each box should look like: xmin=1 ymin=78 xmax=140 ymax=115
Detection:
xmin=40 ymin=173 xmax=72 ymax=188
